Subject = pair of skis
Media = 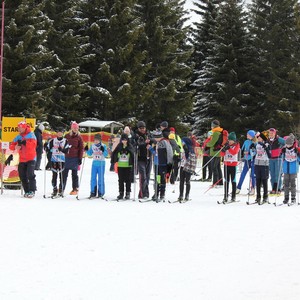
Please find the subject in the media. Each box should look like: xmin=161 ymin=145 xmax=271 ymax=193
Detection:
xmin=217 ymin=200 xmax=240 ymax=205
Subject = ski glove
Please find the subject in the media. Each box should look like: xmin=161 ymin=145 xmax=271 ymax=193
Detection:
xmin=17 ymin=140 xmax=26 ymax=146
xmin=100 ymin=145 xmax=104 ymax=152
xmin=5 ymin=154 xmax=13 ymax=166
xmin=58 ymin=146 xmax=63 ymax=152
xmin=78 ymin=158 xmax=82 ymax=165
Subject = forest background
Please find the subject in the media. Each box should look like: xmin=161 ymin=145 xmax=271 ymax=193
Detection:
xmin=1 ymin=0 xmax=300 ymax=139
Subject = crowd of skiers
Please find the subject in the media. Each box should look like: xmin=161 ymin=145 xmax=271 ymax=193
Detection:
xmin=5 ymin=119 xmax=300 ymax=205
xmin=203 ymin=120 xmax=300 ymax=205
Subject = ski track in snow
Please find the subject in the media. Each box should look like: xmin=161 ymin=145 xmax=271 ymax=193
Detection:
xmin=0 ymin=156 xmax=300 ymax=300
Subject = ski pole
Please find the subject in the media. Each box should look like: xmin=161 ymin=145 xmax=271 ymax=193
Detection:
xmin=43 ymin=152 xmax=47 ymax=198
xmin=133 ymin=147 xmax=138 ymax=201
xmin=194 ymin=146 xmax=225 ymax=176
xmin=274 ymin=156 xmax=284 ymax=206
xmin=76 ymin=156 xmax=86 ymax=200
xmin=203 ymin=177 xmax=223 ymax=194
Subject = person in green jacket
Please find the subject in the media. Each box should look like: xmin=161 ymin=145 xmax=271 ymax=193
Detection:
xmin=206 ymin=120 xmax=223 ymax=186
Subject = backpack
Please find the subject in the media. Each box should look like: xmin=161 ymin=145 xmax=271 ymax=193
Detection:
xmin=213 ymin=129 xmax=228 ymax=151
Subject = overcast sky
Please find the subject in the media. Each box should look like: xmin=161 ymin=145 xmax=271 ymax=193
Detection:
xmin=184 ymin=0 xmax=252 ymax=25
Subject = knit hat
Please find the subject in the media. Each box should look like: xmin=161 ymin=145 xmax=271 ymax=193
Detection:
xmin=120 ymin=133 xmax=129 ymax=141
xmin=137 ymin=121 xmax=146 ymax=128
xmin=124 ymin=126 xmax=130 ymax=135
xmin=56 ymin=127 xmax=65 ymax=133
xmin=269 ymin=128 xmax=276 ymax=134
xmin=247 ymin=130 xmax=256 ymax=138
xmin=285 ymin=137 xmax=294 ymax=147
xmin=160 ymin=121 xmax=168 ymax=128
xmin=211 ymin=120 xmax=220 ymax=128
xmin=169 ymin=133 xmax=175 ymax=140
xmin=94 ymin=133 xmax=102 ymax=141
xmin=228 ymin=132 xmax=237 ymax=141
xmin=169 ymin=127 xmax=175 ymax=133
xmin=152 ymin=129 xmax=163 ymax=138
xmin=18 ymin=121 xmax=27 ymax=129
xmin=38 ymin=124 xmax=45 ymax=131
xmin=71 ymin=122 xmax=79 ymax=130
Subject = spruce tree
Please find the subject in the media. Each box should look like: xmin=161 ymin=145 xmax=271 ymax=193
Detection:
xmin=193 ymin=0 xmax=251 ymax=135
xmin=43 ymin=0 xmax=90 ymax=126
xmin=248 ymin=0 xmax=300 ymax=134
xmin=80 ymin=0 xmax=151 ymax=122
xmin=136 ymin=0 xmax=194 ymax=128
xmin=190 ymin=0 xmax=222 ymax=136
xmin=2 ymin=0 xmax=55 ymax=120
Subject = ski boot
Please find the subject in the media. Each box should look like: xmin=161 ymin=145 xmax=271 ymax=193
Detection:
xmin=125 ymin=192 xmax=130 ymax=200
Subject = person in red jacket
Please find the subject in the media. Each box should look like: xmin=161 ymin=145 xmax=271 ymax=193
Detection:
xmin=220 ymin=132 xmax=240 ymax=202
xmin=62 ymin=122 xmax=84 ymax=195
xmin=9 ymin=121 xmax=37 ymax=198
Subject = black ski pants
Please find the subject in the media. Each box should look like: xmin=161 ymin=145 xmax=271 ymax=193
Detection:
xmin=18 ymin=160 xmax=36 ymax=193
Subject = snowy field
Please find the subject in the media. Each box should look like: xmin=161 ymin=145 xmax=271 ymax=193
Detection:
xmin=1 ymin=155 xmax=300 ymax=300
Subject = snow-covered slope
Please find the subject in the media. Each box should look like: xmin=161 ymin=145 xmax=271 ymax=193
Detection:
xmin=0 ymin=156 xmax=299 ymax=300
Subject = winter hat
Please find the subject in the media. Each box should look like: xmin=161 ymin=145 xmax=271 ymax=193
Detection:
xmin=137 ymin=121 xmax=146 ymax=128
xmin=285 ymin=137 xmax=294 ymax=147
xmin=18 ymin=121 xmax=27 ymax=129
xmin=124 ymin=126 xmax=131 ymax=135
xmin=160 ymin=121 xmax=168 ymax=128
xmin=56 ymin=127 xmax=65 ymax=133
xmin=71 ymin=122 xmax=79 ymax=130
xmin=211 ymin=120 xmax=220 ymax=128
xmin=228 ymin=132 xmax=237 ymax=141
xmin=94 ymin=133 xmax=102 ymax=141
xmin=152 ymin=129 xmax=163 ymax=138
xmin=247 ymin=130 xmax=256 ymax=138
xmin=169 ymin=127 xmax=175 ymax=133
xmin=120 ymin=133 xmax=129 ymax=141
xmin=169 ymin=133 xmax=175 ymax=140
xmin=269 ymin=128 xmax=276 ymax=134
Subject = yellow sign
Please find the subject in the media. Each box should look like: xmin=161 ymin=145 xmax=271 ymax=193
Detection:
xmin=2 ymin=117 xmax=36 ymax=142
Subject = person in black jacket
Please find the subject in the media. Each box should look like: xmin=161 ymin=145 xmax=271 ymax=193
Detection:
xmin=111 ymin=134 xmax=135 ymax=200
xmin=133 ymin=121 xmax=154 ymax=199
xmin=34 ymin=123 xmax=45 ymax=170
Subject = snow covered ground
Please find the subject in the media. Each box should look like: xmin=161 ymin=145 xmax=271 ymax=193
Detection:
xmin=1 ymin=156 xmax=300 ymax=300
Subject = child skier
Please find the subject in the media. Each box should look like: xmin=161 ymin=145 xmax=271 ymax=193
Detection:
xmin=281 ymin=136 xmax=300 ymax=204
xmin=111 ymin=133 xmax=135 ymax=200
xmin=85 ymin=134 xmax=108 ymax=199
xmin=147 ymin=129 xmax=173 ymax=201
xmin=251 ymin=132 xmax=271 ymax=204
xmin=178 ymin=137 xmax=197 ymax=202
xmin=220 ymin=132 xmax=240 ymax=202
xmin=236 ymin=130 xmax=256 ymax=195
xmin=47 ymin=128 xmax=69 ymax=197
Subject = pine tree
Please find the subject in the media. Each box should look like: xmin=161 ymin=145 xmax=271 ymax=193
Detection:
xmin=192 ymin=0 xmax=252 ymax=135
xmin=2 ymin=0 xmax=55 ymax=120
xmin=43 ymin=0 xmax=90 ymax=126
xmin=136 ymin=0 xmax=194 ymax=128
xmin=80 ymin=0 xmax=151 ymax=122
xmin=249 ymin=0 xmax=300 ymax=134
xmin=190 ymin=0 xmax=222 ymax=136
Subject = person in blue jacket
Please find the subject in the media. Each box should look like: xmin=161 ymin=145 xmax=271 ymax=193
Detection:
xmin=236 ymin=130 xmax=256 ymax=195
xmin=85 ymin=134 xmax=108 ymax=198
xmin=282 ymin=136 xmax=300 ymax=204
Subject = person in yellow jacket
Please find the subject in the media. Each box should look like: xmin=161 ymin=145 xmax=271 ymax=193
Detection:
xmin=206 ymin=120 xmax=224 ymax=186
xmin=169 ymin=127 xmax=183 ymax=184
